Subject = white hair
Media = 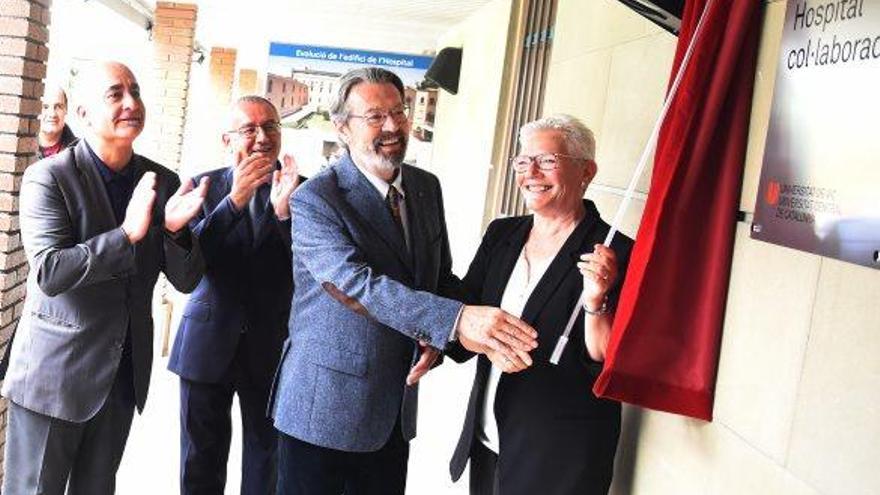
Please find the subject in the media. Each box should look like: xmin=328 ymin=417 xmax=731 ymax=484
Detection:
xmin=519 ymin=114 xmax=596 ymax=162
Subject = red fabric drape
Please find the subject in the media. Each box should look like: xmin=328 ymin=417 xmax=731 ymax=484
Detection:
xmin=593 ymin=0 xmax=764 ymax=421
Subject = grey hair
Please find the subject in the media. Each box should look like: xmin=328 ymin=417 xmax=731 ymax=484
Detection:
xmin=519 ymin=114 xmax=596 ymax=162
xmin=233 ymin=94 xmax=278 ymax=115
xmin=229 ymin=95 xmax=280 ymax=117
xmin=329 ymin=67 xmax=405 ymax=125
xmin=228 ymin=95 xmax=279 ymax=126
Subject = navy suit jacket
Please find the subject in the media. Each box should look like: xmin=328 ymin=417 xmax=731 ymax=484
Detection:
xmin=168 ymin=165 xmax=295 ymax=386
xmin=271 ymin=154 xmax=463 ymax=452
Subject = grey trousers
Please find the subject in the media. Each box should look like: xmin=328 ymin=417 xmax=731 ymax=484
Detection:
xmin=1 ymin=377 xmax=135 ymax=495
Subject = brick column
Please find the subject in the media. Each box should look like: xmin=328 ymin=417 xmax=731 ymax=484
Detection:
xmin=209 ymin=47 xmax=236 ymax=107
xmin=237 ymin=68 xmax=257 ymax=96
xmin=0 ymin=0 xmax=51 ymax=481
xmin=149 ymin=2 xmax=197 ymax=172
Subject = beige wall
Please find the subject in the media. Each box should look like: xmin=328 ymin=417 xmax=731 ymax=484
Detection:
xmin=544 ymin=0 xmax=676 ymax=239
xmin=428 ymin=0 xmax=517 ymax=274
xmin=540 ymin=1 xmax=880 ymax=494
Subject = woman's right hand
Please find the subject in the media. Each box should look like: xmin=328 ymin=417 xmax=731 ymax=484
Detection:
xmin=485 ymin=348 xmax=529 ymax=373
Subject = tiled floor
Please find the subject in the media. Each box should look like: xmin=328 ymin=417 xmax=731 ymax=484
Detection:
xmin=117 ymin=317 xmax=472 ymax=495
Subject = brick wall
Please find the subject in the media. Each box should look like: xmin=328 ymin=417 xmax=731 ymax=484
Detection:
xmin=0 ymin=0 xmax=52 ymax=482
xmin=147 ymin=2 xmax=197 ymax=172
xmin=237 ymin=68 xmax=258 ymax=96
xmin=209 ymin=47 xmax=236 ymax=107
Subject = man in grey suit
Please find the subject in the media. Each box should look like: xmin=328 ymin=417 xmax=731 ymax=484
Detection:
xmin=1 ymin=61 xmax=207 ymax=495
xmin=272 ymin=67 xmax=538 ymax=495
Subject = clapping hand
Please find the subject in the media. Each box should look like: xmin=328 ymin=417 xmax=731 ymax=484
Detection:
xmin=121 ymin=172 xmax=158 ymax=244
xmin=271 ymin=153 xmax=299 ymax=220
xmin=230 ymin=153 xmax=274 ymax=210
xmin=164 ymin=177 xmax=209 ymax=234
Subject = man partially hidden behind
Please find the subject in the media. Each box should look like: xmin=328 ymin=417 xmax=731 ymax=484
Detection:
xmin=38 ymin=86 xmax=78 ymax=159
xmin=168 ymin=95 xmax=300 ymax=494
xmin=271 ymin=67 xmax=539 ymax=495
xmin=1 ymin=61 xmax=207 ymax=495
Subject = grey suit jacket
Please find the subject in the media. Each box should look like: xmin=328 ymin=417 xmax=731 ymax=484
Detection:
xmin=271 ymin=154 xmax=463 ymax=452
xmin=1 ymin=140 xmax=204 ymax=423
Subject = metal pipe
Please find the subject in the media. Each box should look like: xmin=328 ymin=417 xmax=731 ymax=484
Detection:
xmin=86 ymin=0 xmax=154 ymax=31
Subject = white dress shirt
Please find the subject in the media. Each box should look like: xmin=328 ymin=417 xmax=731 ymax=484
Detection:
xmin=478 ymin=247 xmax=553 ymax=453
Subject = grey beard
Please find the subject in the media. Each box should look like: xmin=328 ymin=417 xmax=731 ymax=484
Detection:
xmin=355 ymin=148 xmax=404 ymax=173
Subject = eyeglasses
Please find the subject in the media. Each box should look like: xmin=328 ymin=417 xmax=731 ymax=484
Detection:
xmin=510 ymin=153 xmax=585 ymax=173
xmin=348 ymin=106 xmax=409 ymax=127
xmin=228 ymin=121 xmax=281 ymax=139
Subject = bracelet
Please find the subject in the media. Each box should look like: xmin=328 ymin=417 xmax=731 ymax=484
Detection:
xmin=583 ymin=295 xmax=609 ymax=316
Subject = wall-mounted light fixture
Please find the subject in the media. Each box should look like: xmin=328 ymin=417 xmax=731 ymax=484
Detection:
xmin=192 ymin=42 xmax=206 ymax=65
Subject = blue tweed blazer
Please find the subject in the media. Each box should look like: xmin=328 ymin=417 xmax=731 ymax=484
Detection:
xmin=270 ymin=154 xmax=463 ymax=452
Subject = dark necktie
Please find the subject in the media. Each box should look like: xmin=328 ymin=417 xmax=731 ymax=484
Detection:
xmin=386 ymin=185 xmax=405 ymax=241
xmin=248 ymin=186 xmax=267 ymax=247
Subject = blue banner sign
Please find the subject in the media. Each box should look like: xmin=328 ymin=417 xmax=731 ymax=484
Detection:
xmin=269 ymin=43 xmax=433 ymax=70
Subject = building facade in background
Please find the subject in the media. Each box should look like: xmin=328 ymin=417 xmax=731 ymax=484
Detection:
xmin=265 ymin=73 xmax=309 ymax=117
xmin=292 ymin=69 xmax=341 ymax=112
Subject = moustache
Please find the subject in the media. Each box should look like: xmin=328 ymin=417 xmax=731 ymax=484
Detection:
xmin=372 ymin=131 xmax=408 ymax=151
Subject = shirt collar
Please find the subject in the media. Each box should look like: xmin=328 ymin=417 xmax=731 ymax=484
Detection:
xmin=351 ymin=158 xmax=405 ymax=200
xmin=84 ymin=139 xmax=134 ymax=184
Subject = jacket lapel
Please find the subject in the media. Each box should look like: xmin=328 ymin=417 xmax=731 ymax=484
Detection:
xmin=72 ymin=140 xmax=126 ymax=233
xmin=484 ymin=219 xmax=532 ymax=307
xmin=519 ymin=209 xmax=598 ymax=325
xmin=338 ymin=155 xmax=412 ymax=270
xmin=401 ymin=166 xmax=428 ymax=286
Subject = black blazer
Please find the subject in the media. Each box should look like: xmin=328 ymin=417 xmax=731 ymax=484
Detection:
xmin=449 ymin=200 xmax=633 ymax=495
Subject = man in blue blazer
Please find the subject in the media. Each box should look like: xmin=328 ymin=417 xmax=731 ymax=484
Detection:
xmin=271 ymin=68 xmax=539 ymax=495
xmin=168 ymin=96 xmax=300 ymax=494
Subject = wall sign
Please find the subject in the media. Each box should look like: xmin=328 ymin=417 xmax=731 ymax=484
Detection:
xmin=752 ymin=0 xmax=880 ymax=269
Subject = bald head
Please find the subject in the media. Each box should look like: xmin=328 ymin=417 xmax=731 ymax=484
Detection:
xmin=75 ymin=61 xmax=145 ymax=149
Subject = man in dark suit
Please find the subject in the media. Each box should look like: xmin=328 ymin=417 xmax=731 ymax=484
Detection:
xmin=168 ymin=95 xmax=300 ymax=495
xmin=1 ymin=61 xmax=206 ymax=495
xmin=271 ymin=67 xmax=539 ymax=495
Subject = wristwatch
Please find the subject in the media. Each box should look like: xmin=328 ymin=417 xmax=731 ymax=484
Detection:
xmin=583 ymin=295 xmax=609 ymax=316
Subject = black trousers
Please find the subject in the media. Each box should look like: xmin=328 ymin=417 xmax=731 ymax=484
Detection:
xmin=469 ymin=440 xmax=500 ymax=495
xmin=179 ymin=344 xmax=277 ymax=495
xmin=276 ymin=425 xmax=409 ymax=495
